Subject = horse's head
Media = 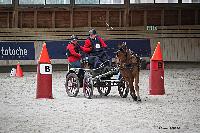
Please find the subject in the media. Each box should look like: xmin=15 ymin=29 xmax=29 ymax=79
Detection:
xmin=115 ymin=42 xmax=140 ymax=65
xmin=115 ymin=42 xmax=128 ymax=63
xmin=118 ymin=42 xmax=127 ymax=51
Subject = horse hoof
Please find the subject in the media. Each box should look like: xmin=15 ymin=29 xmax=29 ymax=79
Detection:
xmin=132 ymin=96 xmax=137 ymax=101
xmin=137 ymin=99 xmax=142 ymax=102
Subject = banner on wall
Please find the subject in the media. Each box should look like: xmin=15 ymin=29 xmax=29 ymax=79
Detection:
xmin=0 ymin=40 xmax=150 ymax=60
xmin=46 ymin=41 xmax=69 ymax=59
xmin=46 ymin=39 xmax=151 ymax=59
xmin=105 ymin=40 xmax=151 ymax=58
xmin=46 ymin=41 xmax=86 ymax=59
xmin=0 ymin=42 xmax=35 ymax=60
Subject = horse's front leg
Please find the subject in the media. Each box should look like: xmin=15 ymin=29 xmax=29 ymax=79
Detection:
xmin=134 ymin=72 xmax=141 ymax=102
xmin=128 ymin=78 xmax=137 ymax=101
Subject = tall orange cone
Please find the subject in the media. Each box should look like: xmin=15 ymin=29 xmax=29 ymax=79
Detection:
xmin=38 ymin=43 xmax=51 ymax=64
xmin=151 ymin=42 xmax=163 ymax=61
xmin=36 ymin=43 xmax=53 ymax=99
xmin=16 ymin=63 xmax=23 ymax=77
xmin=149 ymin=42 xmax=165 ymax=95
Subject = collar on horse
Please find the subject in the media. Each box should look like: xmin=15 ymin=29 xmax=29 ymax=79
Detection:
xmin=119 ymin=62 xmax=137 ymax=70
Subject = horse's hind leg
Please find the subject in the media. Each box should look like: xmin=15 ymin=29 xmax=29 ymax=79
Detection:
xmin=129 ymin=79 xmax=137 ymax=101
xmin=135 ymin=73 xmax=141 ymax=102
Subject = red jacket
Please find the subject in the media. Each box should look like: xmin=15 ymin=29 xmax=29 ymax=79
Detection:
xmin=66 ymin=43 xmax=81 ymax=63
xmin=81 ymin=36 xmax=107 ymax=53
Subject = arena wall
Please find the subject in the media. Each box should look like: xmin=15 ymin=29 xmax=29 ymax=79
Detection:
xmin=0 ymin=2 xmax=200 ymax=66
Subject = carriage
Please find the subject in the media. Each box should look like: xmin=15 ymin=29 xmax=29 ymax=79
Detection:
xmin=65 ymin=50 xmax=129 ymax=99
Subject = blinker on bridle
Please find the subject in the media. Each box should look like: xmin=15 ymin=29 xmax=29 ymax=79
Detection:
xmin=116 ymin=47 xmax=128 ymax=59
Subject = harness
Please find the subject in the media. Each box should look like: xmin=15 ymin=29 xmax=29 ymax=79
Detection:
xmin=119 ymin=61 xmax=138 ymax=70
xmin=117 ymin=48 xmax=140 ymax=71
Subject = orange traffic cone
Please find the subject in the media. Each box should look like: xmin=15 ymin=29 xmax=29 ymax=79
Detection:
xmin=16 ymin=63 xmax=23 ymax=77
xmin=38 ymin=43 xmax=51 ymax=63
xmin=149 ymin=42 xmax=165 ymax=95
xmin=36 ymin=42 xmax=53 ymax=99
xmin=151 ymin=42 xmax=163 ymax=61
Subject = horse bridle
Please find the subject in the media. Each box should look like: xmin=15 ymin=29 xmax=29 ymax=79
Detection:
xmin=116 ymin=47 xmax=131 ymax=69
xmin=116 ymin=47 xmax=139 ymax=70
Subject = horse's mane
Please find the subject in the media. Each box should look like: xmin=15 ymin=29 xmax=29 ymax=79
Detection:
xmin=127 ymin=49 xmax=140 ymax=64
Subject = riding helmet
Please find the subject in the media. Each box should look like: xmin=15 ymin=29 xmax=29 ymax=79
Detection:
xmin=89 ymin=29 xmax=97 ymax=35
xmin=71 ymin=34 xmax=78 ymax=41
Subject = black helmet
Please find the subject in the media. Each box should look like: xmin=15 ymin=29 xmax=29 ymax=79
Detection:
xmin=89 ymin=29 xmax=97 ymax=35
xmin=71 ymin=34 xmax=78 ymax=41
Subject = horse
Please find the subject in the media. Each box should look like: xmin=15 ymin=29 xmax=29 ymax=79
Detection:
xmin=115 ymin=42 xmax=141 ymax=102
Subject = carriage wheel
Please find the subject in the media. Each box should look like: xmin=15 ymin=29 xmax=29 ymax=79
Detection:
xmin=83 ymin=75 xmax=93 ymax=99
xmin=65 ymin=73 xmax=80 ymax=97
xmin=97 ymin=82 xmax=111 ymax=96
xmin=118 ymin=78 xmax=129 ymax=98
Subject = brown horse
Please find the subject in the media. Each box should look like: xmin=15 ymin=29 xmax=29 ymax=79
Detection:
xmin=115 ymin=42 xmax=141 ymax=102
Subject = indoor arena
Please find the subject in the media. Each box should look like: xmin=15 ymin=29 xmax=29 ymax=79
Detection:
xmin=0 ymin=0 xmax=200 ymax=133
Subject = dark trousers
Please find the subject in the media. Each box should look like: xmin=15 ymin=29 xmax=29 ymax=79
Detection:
xmin=89 ymin=51 xmax=110 ymax=69
xmin=88 ymin=56 xmax=100 ymax=69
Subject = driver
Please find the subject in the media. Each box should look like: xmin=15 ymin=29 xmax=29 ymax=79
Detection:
xmin=81 ymin=29 xmax=108 ymax=68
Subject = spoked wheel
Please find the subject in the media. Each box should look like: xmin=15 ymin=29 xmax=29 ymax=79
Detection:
xmin=97 ymin=81 xmax=111 ymax=96
xmin=65 ymin=73 xmax=80 ymax=97
xmin=118 ymin=78 xmax=129 ymax=98
xmin=83 ymin=75 xmax=93 ymax=99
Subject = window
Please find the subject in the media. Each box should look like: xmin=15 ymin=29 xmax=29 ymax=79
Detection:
xmin=19 ymin=0 xmax=45 ymax=4
xmin=100 ymin=0 xmax=124 ymax=4
xmin=19 ymin=0 xmax=70 ymax=4
xmin=46 ymin=0 xmax=70 ymax=4
xmin=130 ymin=0 xmax=154 ymax=3
xmin=75 ymin=0 xmax=99 ymax=4
xmin=182 ymin=0 xmax=200 ymax=3
xmin=0 ymin=0 xmax=12 ymax=4
xmin=75 ymin=0 xmax=124 ymax=4
xmin=155 ymin=0 xmax=178 ymax=3
xmin=130 ymin=0 xmax=178 ymax=3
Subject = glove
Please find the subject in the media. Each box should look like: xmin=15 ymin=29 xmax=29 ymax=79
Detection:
xmin=90 ymin=47 xmax=93 ymax=51
xmin=79 ymin=46 xmax=84 ymax=51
